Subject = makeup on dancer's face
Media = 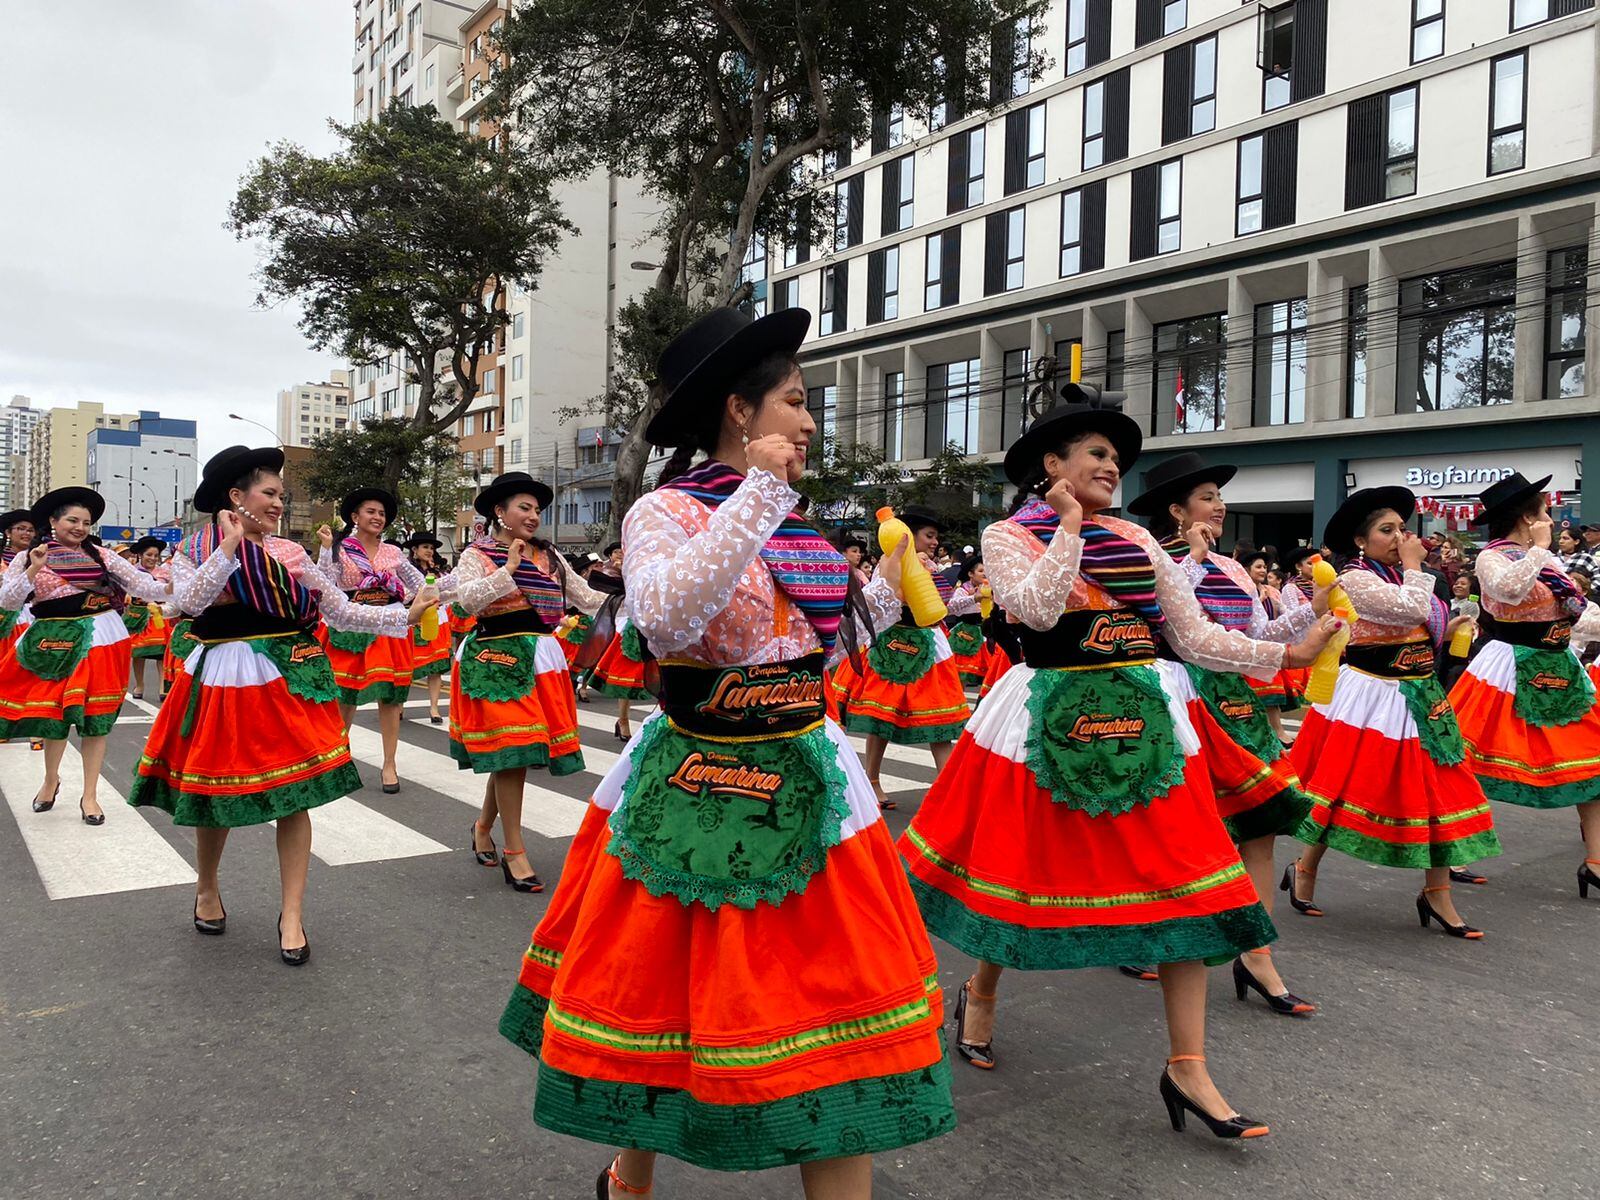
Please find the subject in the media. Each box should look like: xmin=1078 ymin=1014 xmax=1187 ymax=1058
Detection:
xmin=913 ymin=526 xmax=939 ymax=556
xmin=844 ymin=545 xmax=862 ymax=567
xmin=500 ymin=495 xmax=542 ymax=539
xmin=971 ymin=563 xmax=987 ymax=586
xmin=232 ymin=474 xmax=285 ymax=531
xmin=746 ymin=369 xmax=813 ymax=459
xmin=1181 ymin=484 xmax=1226 ymax=537
xmin=140 ymin=548 xmax=161 ymax=569
xmin=1248 ymin=560 xmax=1267 ymax=584
xmin=52 ymin=506 xmax=93 ymax=545
xmin=357 ymin=501 xmax=388 ymax=535
xmin=1357 ymin=510 xmax=1406 ymax=563
xmin=1050 ymin=434 xmax=1120 ymax=511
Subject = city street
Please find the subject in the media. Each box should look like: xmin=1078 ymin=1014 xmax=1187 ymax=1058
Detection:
xmin=3 ymin=697 xmax=1596 ymax=1199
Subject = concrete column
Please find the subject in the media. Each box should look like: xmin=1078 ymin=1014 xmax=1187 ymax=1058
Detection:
xmin=904 ymin=345 xmax=929 ymax=462
xmin=1367 ymin=245 xmax=1400 ymax=417
xmin=1225 ymin=275 xmax=1256 ymax=432
xmin=836 ymin=356 xmax=860 ymax=447
xmin=1306 ymin=259 xmax=1346 ymax=424
xmin=854 ymin=357 xmax=882 ymax=453
xmin=1124 ymin=297 xmax=1154 ymax=433
xmin=1512 ymin=213 xmax=1548 ymax=405
xmin=1081 ymin=307 xmax=1108 ymax=385
xmin=978 ymin=327 xmax=1004 ymax=454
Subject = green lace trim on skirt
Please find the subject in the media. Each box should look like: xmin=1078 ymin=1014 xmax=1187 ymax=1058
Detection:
xmin=448 ymin=737 xmax=584 ymax=776
xmin=1476 ymin=771 xmax=1600 ymax=810
xmin=1221 ymin=785 xmax=1313 ymax=844
xmin=908 ymin=875 xmax=1276 ymax=971
xmin=457 ymin=630 xmax=539 ymax=701
xmin=840 ymin=711 xmax=967 ymax=746
xmin=0 ymin=706 xmax=120 ymax=741
xmin=1293 ymin=816 xmax=1502 ymax=869
xmin=129 ymin=761 xmax=357 ymax=829
xmin=327 ymin=628 xmax=376 ymax=655
xmin=1185 ymin=663 xmax=1282 ymax=764
xmin=1398 ymin=675 xmax=1466 ymax=766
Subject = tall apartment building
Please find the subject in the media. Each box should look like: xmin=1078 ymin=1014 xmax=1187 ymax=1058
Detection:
xmin=25 ymin=401 xmax=139 ymax=501
xmin=777 ymin=0 xmax=1600 ymax=546
xmin=86 ymin=412 xmax=200 ymax=531
xmin=0 ymin=396 xmax=43 ymax=509
xmin=277 ymin=371 xmax=353 ymax=447
xmin=347 ymin=0 xmax=660 ymax=551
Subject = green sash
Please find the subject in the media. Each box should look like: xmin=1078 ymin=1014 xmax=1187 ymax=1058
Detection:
xmin=868 ymin=623 xmax=937 ymax=684
xmin=1510 ymin=645 xmax=1595 ymax=728
xmin=1398 ymin=675 xmax=1466 ymax=766
xmin=1024 ymin=664 xmax=1186 ymax=817
xmin=947 ymin=621 xmax=984 ymax=658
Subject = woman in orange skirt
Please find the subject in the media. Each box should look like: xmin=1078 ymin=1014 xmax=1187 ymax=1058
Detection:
xmin=130 ymin=447 xmax=431 ymax=962
xmin=946 ymin=553 xmax=992 ymax=686
xmin=1241 ymin=550 xmax=1301 ymax=744
xmin=406 ymin=533 xmax=452 ymax=724
xmin=124 ymin=536 xmax=173 ymax=701
xmin=1287 ymin=488 xmax=1501 ymax=935
xmin=585 ymin=606 xmax=650 ymax=740
xmin=900 ymin=387 xmax=1333 ymax=1139
xmin=1447 ymin=472 xmax=1600 ymax=898
xmin=501 ymin=307 xmax=951 ymax=1198
xmin=318 ymin=489 xmax=423 ymax=794
xmin=0 ymin=509 xmax=39 ymax=680
xmin=0 ymin=488 xmax=173 ymax=825
xmin=832 ymin=505 xmax=971 ymax=810
xmin=455 ymin=472 xmax=609 ymax=893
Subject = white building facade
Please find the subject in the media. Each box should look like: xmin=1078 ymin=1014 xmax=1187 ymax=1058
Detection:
xmin=0 ymin=396 xmax=43 ymax=510
xmin=277 ymin=372 xmax=352 ymax=447
xmin=775 ymin=0 xmax=1600 ymax=545
xmin=85 ymin=413 xmax=200 ymax=532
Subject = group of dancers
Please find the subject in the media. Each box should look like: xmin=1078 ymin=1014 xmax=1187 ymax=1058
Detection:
xmin=2 ymin=301 xmax=1597 ymax=1198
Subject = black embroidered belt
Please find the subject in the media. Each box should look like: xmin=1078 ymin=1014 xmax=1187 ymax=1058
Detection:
xmin=1345 ymin=639 xmax=1437 ymax=680
xmin=658 ymin=652 xmax=826 ymax=736
xmin=1021 ymin=609 xmax=1158 ymax=670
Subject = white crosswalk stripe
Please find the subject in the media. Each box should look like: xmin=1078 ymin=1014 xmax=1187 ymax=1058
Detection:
xmin=297 ymin=798 xmax=450 ymax=866
xmin=0 ymin=742 xmax=196 ymax=900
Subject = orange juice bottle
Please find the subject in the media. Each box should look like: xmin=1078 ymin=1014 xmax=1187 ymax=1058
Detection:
xmin=876 ymin=507 xmax=947 ymax=627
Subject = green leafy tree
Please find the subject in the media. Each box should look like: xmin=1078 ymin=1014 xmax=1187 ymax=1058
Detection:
xmin=301 ymin=419 xmax=469 ymax=536
xmin=491 ymin=0 xmax=1048 ymax=539
xmin=228 ymin=103 xmax=570 ymax=492
xmin=795 ymin=437 xmax=1002 ymax=547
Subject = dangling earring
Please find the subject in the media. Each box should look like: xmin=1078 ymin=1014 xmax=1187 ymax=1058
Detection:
xmin=740 ymin=422 xmax=750 ymax=449
xmin=1357 ymin=545 xmax=1366 ymax=561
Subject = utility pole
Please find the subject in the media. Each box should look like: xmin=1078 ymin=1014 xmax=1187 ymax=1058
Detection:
xmin=552 ymin=444 xmax=560 ymax=546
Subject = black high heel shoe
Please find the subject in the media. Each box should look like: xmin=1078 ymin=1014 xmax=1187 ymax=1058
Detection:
xmin=1232 ymin=954 xmax=1314 ymax=1016
xmin=471 ymin=821 xmax=500 ymax=867
xmin=500 ymin=849 xmax=544 ymax=893
xmin=1579 ymin=859 xmax=1600 ymax=900
xmin=1118 ymin=964 xmax=1159 ymax=981
xmin=1416 ymin=886 xmax=1483 ymax=939
xmin=31 ymin=783 xmax=59 ymax=813
xmin=79 ymin=799 xmax=105 ymax=827
xmin=193 ymin=898 xmax=226 ymax=935
xmin=1160 ymin=1056 xmax=1269 ymax=1139
xmin=613 ymin=721 xmax=630 ymax=743
xmin=951 ymin=978 xmax=996 ymax=1070
xmin=1279 ymin=861 xmax=1324 ymax=917
xmin=277 ymin=913 xmax=310 ymax=966
xmin=1450 ymin=865 xmax=1489 ymax=886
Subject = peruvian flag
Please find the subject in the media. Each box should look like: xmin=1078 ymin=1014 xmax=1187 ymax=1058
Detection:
xmin=595 ymin=427 xmax=604 ymax=448
xmin=1173 ymin=367 xmax=1187 ymax=433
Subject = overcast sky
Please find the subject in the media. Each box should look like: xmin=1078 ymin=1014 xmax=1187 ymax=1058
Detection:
xmin=0 ymin=0 xmax=352 ymax=463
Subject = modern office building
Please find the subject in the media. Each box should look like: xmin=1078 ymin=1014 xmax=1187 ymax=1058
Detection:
xmin=276 ymin=372 xmax=352 ymax=447
xmin=777 ymin=0 xmax=1599 ymax=545
xmin=24 ymin=401 xmax=140 ymax=502
xmin=0 ymin=396 xmax=43 ymax=509
xmin=85 ymin=412 xmax=200 ymax=531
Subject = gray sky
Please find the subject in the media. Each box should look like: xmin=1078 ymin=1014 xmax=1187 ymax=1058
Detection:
xmin=0 ymin=0 xmax=352 ymax=462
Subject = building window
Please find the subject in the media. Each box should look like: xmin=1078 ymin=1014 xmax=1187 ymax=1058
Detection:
xmin=1259 ymin=0 xmax=1328 ymax=110
xmin=1106 ymin=329 xmax=1126 ymax=390
xmin=1060 ymin=190 xmax=1083 ymax=276
xmin=1346 ymin=84 xmax=1418 ymax=208
xmin=1412 ymin=0 xmax=1444 ymax=62
xmin=948 ymin=126 xmax=985 ymax=214
xmin=883 ymin=154 xmax=915 ymax=234
xmin=834 ymin=178 xmax=862 ymax=250
xmin=1397 ymin=261 xmax=1516 ymax=412
xmin=985 ymin=207 xmax=1025 ymax=296
xmin=510 ymin=396 xmax=524 ymax=423
xmin=1130 ymin=158 xmax=1181 ymax=259
xmin=1136 ymin=0 xmax=1187 ymax=44
xmin=1514 ymin=0 xmax=1595 ymax=31
xmin=883 ymin=371 xmax=906 ymax=461
xmin=1545 ymin=246 xmax=1588 ymax=398
xmin=925 ymin=228 xmax=960 ymax=310
xmin=867 ymin=246 xmax=900 ymax=323
xmin=819 ymin=266 xmax=844 ymax=336
xmin=1083 ymin=79 xmax=1106 ymax=169
xmin=512 ymin=311 xmax=525 ymax=339
xmin=1001 ymin=348 xmax=1032 ymax=448
xmin=463 ymin=414 xmax=475 ymax=437
xmin=1064 ymin=0 xmax=1112 ymax=75
xmin=887 ymin=104 xmax=905 ymax=149
xmin=509 ymin=437 xmax=523 ymax=466
xmin=593 ymin=499 xmax=612 ymax=525
xmin=741 ymin=234 xmax=768 ymax=284
xmin=1488 ymin=52 xmax=1527 ymax=175
xmin=926 ymin=358 xmax=983 ymax=454
xmin=1152 ymin=314 xmax=1227 ymax=435
xmin=991 ymin=15 xmax=1034 ymax=102
xmin=772 ymin=277 xmax=800 ymax=312
xmin=1004 ymin=103 xmax=1046 ymax=195
xmin=806 ymin=385 xmax=838 ymax=447
xmin=1261 ymin=3 xmax=1295 ymax=111
xmin=1253 ymin=299 xmax=1309 ymax=425
xmin=511 ymin=354 xmax=524 ymax=382
xmin=1163 ymin=36 xmax=1216 ymax=142
xmin=1237 ymin=136 xmax=1264 ymax=235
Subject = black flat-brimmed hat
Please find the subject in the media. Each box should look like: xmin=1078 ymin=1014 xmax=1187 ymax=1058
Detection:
xmin=31 ymin=486 xmax=105 ymax=528
xmin=1472 ymin=471 xmax=1552 ymax=527
xmin=474 ymin=472 xmax=555 ymax=519
xmin=899 ymin=505 xmax=943 ymax=533
xmin=1323 ymin=486 xmax=1416 ymax=557
xmin=406 ymin=532 xmax=443 ymax=550
xmin=0 ymin=509 xmax=35 ymax=534
xmin=131 ymin=536 xmax=167 ymax=556
xmin=193 ymin=445 xmax=285 ymax=515
xmin=340 ymin=487 xmax=399 ymax=527
xmin=645 ymin=306 xmax=812 ymax=447
xmin=1237 ymin=549 xmax=1269 ymax=570
xmin=1280 ymin=545 xmax=1319 ymax=575
xmin=1003 ymin=383 xmax=1142 ymax=488
xmin=1126 ymin=451 xmax=1238 ymax=518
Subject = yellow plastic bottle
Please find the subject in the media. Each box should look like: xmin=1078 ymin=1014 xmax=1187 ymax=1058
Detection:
xmin=1449 ymin=598 xmax=1478 ymax=658
xmin=149 ymin=605 xmax=165 ymax=632
xmin=876 ymin=506 xmax=948 ymax=627
xmin=1303 ymin=555 xmax=1355 ymax=706
xmin=978 ymin=582 xmax=993 ymax=621
xmin=419 ymin=574 xmax=439 ymax=641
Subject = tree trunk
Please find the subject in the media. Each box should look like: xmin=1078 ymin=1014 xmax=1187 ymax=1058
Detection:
xmin=606 ymin=381 xmax=665 ymax=544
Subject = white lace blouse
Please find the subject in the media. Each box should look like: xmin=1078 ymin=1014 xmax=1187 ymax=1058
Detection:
xmin=171 ymin=537 xmax=408 ymax=636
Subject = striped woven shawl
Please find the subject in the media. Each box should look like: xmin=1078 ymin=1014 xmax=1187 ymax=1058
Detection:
xmin=182 ymin=526 xmax=316 ymax=626
xmin=1010 ymin=498 xmax=1164 ymax=627
xmin=1160 ymin=538 xmax=1253 ymax=631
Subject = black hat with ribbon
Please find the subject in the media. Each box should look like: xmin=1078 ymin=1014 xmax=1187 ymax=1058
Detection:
xmin=31 ymin=486 xmax=106 ymax=529
xmin=193 ymin=446 xmax=285 ymax=515
xmin=1323 ymin=486 xmax=1416 ymax=557
xmin=1126 ymin=451 xmax=1238 ymax=517
xmin=473 ymin=472 xmax=555 ymax=520
xmin=1471 ymin=471 xmax=1553 ymax=527
xmin=339 ymin=487 xmax=399 ymax=527
xmin=1002 ymin=382 xmax=1142 ymax=489
xmin=645 ymin=306 xmax=812 ymax=448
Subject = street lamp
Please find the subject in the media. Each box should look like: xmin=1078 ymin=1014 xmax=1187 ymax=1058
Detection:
xmin=628 ymin=260 xmax=662 ymax=271
xmin=113 ymin=473 xmax=161 ymax=527
xmin=227 ymin=413 xmax=280 ymax=443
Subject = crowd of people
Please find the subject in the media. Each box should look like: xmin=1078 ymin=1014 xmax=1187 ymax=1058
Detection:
xmin=2 ymin=302 xmax=1598 ymax=1199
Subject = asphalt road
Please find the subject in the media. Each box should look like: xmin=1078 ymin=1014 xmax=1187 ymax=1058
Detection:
xmin=2 ymin=695 xmax=1596 ymax=1200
